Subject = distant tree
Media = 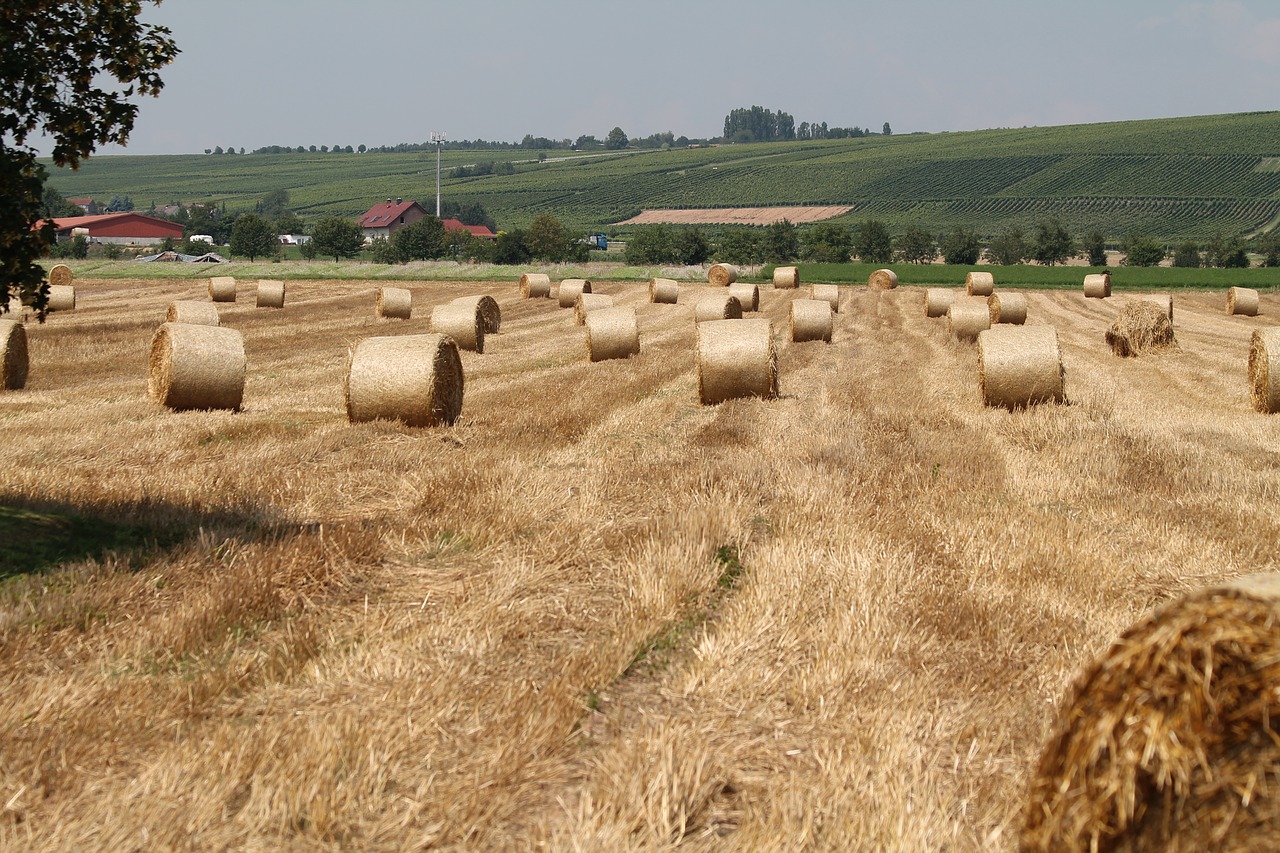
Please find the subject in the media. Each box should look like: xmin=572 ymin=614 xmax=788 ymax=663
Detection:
xmin=41 ymin=186 xmax=84 ymax=218
xmin=896 ymin=225 xmax=935 ymax=264
xmin=1120 ymin=234 xmax=1165 ymax=267
xmin=230 ymin=213 xmax=278 ymax=261
xmin=1171 ymin=241 xmax=1202 ymax=268
xmin=1032 ymin=217 xmax=1074 ymax=266
xmin=102 ymin=242 xmax=123 ymax=260
xmin=624 ymin=224 xmax=674 ymax=265
xmin=1204 ymin=233 xmax=1250 ymax=268
xmin=882 ymin=122 xmax=892 ymax=136
xmin=762 ymin=219 xmax=799 ymax=263
xmin=801 ymin=222 xmax=852 ymax=263
xmin=183 ymin=236 xmax=213 ymax=255
xmin=1079 ymin=230 xmax=1108 ymax=267
xmin=672 ymin=227 xmax=710 ymax=265
xmin=106 ymin=194 xmax=134 ymax=212
xmin=311 ymin=216 xmax=365 ymax=262
xmin=391 ymin=216 xmax=446 ymax=261
xmin=1255 ymin=230 xmax=1280 ymax=267
xmin=574 ymin=135 xmax=602 ymax=150
xmin=853 ymin=220 xmax=893 ymax=263
xmin=492 ymin=229 xmax=531 ymax=265
xmin=298 ymin=237 xmax=318 ymax=260
xmin=938 ymin=227 xmax=981 ymax=265
xmin=357 ymin=144 xmax=367 ymax=153
xmin=985 ymin=227 xmax=1030 ymax=265
xmin=714 ymin=228 xmax=763 ymax=265
xmin=256 ymin=189 xmax=289 ymax=219
xmin=524 ymin=213 xmax=585 ymax=262
xmin=722 ymin=106 xmax=797 ymax=143
xmin=274 ymin=211 xmax=304 ymax=237
xmin=369 ymin=236 xmax=398 ymax=264
xmin=605 ymin=127 xmax=629 ymax=150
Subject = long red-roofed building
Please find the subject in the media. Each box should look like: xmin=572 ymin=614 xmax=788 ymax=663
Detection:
xmin=43 ymin=212 xmax=184 ymax=245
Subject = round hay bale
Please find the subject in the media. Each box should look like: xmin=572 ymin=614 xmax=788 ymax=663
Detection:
xmin=345 ymin=333 xmax=463 ymax=427
xmin=978 ymin=325 xmax=1064 ymax=408
xmin=708 ymin=263 xmax=738 ymax=287
xmin=790 ymin=299 xmax=833 ymax=343
xmin=147 ymin=322 xmax=245 ymax=411
xmin=869 ymin=268 xmax=899 ymax=290
xmin=377 ymin=287 xmax=412 ymax=320
xmin=988 ymin=292 xmax=1028 ymax=325
xmin=573 ymin=293 xmax=615 ymax=326
xmin=1249 ymin=328 xmax=1280 ymax=414
xmin=558 ymin=279 xmax=592 ymax=308
xmin=1021 ymin=572 xmax=1280 ymax=852
xmin=519 ymin=272 xmax=551 ymax=299
xmin=1105 ymin=300 xmax=1176 ymax=357
xmin=924 ymin=288 xmax=957 ymax=318
xmin=1227 ymin=286 xmax=1260 ymax=316
xmin=255 ymin=279 xmax=285 ymax=309
xmin=773 ymin=266 xmax=799 ymax=289
xmin=727 ymin=282 xmax=760 ymax=312
xmin=810 ymin=283 xmax=841 ymax=313
xmin=1138 ymin=293 xmax=1174 ymax=324
xmin=695 ymin=294 xmax=743 ymax=323
xmin=1083 ymin=273 xmax=1112 ymax=299
xmin=450 ymin=294 xmax=501 ymax=333
xmin=649 ymin=277 xmax=680 ymax=304
xmin=947 ymin=297 xmax=991 ymax=341
xmin=696 ymin=318 xmax=777 ymax=405
xmin=430 ymin=301 xmax=484 ymax=353
xmin=0 ymin=319 xmax=29 ymax=390
xmin=965 ymin=271 xmax=995 ymax=297
xmin=585 ymin=306 xmax=640 ymax=362
xmin=209 ymin=276 xmax=237 ymax=303
xmin=166 ymin=301 xmax=221 ymax=326
xmin=47 ymin=284 xmax=76 ymax=312
xmin=47 ymin=264 xmax=73 ymax=287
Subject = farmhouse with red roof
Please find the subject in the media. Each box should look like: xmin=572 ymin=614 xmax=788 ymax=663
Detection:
xmin=357 ymin=198 xmax=429 ymax=241
xmin=44 ymin=212 xmax=185 ymax=245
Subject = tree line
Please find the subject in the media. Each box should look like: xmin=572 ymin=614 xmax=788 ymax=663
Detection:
xmin=722 ymin=105 xmax=889 ymax=143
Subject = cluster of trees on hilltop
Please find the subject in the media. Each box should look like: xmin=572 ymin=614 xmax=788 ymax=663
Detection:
xmin=722 ymin=106 xmax=889 ymax=143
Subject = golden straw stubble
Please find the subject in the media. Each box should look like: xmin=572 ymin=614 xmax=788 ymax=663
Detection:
xmin=1249 ymin=328 xmax=1280 ymax=413
xmin=0 ymin=319 xmax=29 ymax=390
xmin=696 ymin=318 xmax=778 ymax=405
xmin=147 ymin=322 xmax=245 ymax=411
xmin=377 ymin=287 xmax=412 ymax=319
xmin=977 ymin=325 xmax=1064 ymax=408
xmin=345 ymin=334 xmax=464 ymax=427
xmin=584 ymin=306 xmax=640 ymax=362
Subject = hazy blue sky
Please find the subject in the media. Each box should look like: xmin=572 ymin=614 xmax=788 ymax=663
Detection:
xmin=78 ymin=0 xmax=1280 ymax=155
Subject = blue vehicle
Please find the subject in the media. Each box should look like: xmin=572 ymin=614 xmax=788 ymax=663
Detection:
xmin=588 ymin=233 xmax=608 ymax=250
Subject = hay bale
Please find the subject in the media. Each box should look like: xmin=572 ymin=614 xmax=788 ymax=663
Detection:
xmin=708 ymin=263 xmax=738 ymax=287
xmin=965 ymin=271 xmax=995 ymax=296
xmin=450 ymin=294 xmax=501 ymax=333
xmin=790 ymin=299 xmax=833 ymax=343
xmin=255 ymin=279 xmax=285 ymax=309
xmin=925 ymin=288 xmax=957 ymax=318
xmin=47 ymin=284 xmax=76 ymax=312
xmin=377 ymin=287 xmax=412 ymax=320
xmin=773 ymin=266 xmax=799 ymax=289
xmin=573 ymin=293 xmax=615 ymax=326
xmin=209 ymin=276 xmax=237 ymax=303
xmin=869 ymin=268 xmax=899 ymax=290
xmin=810 ymin=284 xmax=841 ymax=313
xmin=1083 ymin=273 xmax=1112 ymax=299
xmin=558 ymin=279 xmax=592 ymax=308
xmin=1137 ymin=293 xmax=1174 ymax=324
xmin=947 ymin=297 xmax=991 ymax=341
xmin=585 ymin=306 xmax=640 ymax=362
xmin=988 ymin=292 xmax=1028 ymax=325
xmin=519 ymin=272 xmax=552 ymax=299
xmin=695 ymin=294 xmax=743 ymax=323
xmin=1227 ymin=286 xmax=1260 ymax=316
xmin=696 ymin=318 xmax=777 ymax=405
xmin=47 ymin=264 xmax=73 ymax=287
xmin=430 ymin=301 xmax=484 ymax=353
xmin=1021 ymin=572 xmax=1280 ymax=852
xmin=0 ymin=319 xmax=29 ymax=390
xmin=1249 ymin=328 xmax=1280 ymax=414
xmin=728 ymin=282 xmax=760 ymax=312
xmin=649 ymin=277 xmax=680 ymax=304
xmin=978 ymin=325 xmax=1064 ymax=408
xmin=1105 ymin=300 xmax=1176 ymax=357
xmin=166 ymin=301 xmax=221 ymax=326
xmin=147 ymin=322 xmax=245 ymax=411
xmin=345 ymin=333 xmax=464 ymax=427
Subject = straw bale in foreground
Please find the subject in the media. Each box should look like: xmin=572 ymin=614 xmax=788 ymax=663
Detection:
xmin=1249 ymin=328 xmax=1280 ymax=413
xmin=0 ymin=319 xmax=29 ymax=390
xmin=965 ymin=271 xmax=994 ymax=296
xmin=790 ymin=298 xmax=832 ymax=343
xmin=47 ymin=284 xmax=75 ymax=312
xmin=166 ymin=301 xmax=221 ymax=326
xmin=925 ymin=288 xmax=957 ymax=318
xmin=519 ymin=273 xmax=551 ymax=299
xmin=1138 ymin=293 xmax=1174 ymax=324
xmin=727 ymin=282 xmax=760 ymax=312
xmin=451 ymin=294 xmax=501 ymax=333
xmin=694 ymin=294 xmax=743 ymax=323
xmin=574 ymin=293 xmax=615 ymax=326
xmin=772 ymin=266 xmax=799 ymax=289
xmin=47 ymin=263 xmax=73 ymax=287
xmin=255 ymin=279 xmax=285 ymax=309
xmin=430 ymin=302 xmax=484 ymax=353
xmin=948 ymin=297 xmax=991 ymax=341
xmin=810 ymin=283 xmax=841 ymax=313
xmin=585 ymin=306 xmax=640 ymax=362
xmin=708 ymin=263 xmax=738 ymax=287
xmin=1105 ymin=300 xmax=1176 ymax=357
xmin=649 ymin=278 xmax=680 ymax=304
xmin=1022 ymin=572 xmax=1280 ymax=853
xmin=696 ymin=318 xmax=777 ymax=405
xmin=209 ymin=276 xmax=236 ymax=303
xmin=377 ymin=287 xmax=412 ymax=319
xmin=147 ymin=322 xmax=245 ymax=411
xmin=345 ymin=334 xmax=463 ymax=427
xmin=988 ymin=292 xmax=1028 ymax=325
xmin=978 ymin=325 xmax=1064 ymax=408
xmin=1083 ymin=272 xmax=1112 ymax=299
xmin=869 ymin=268 xmax=899 ymax=290
xmin=558 ymin=279 xmax=592 ymax=308
xmin=1227 ymin=286 xmax=1260 ymax=316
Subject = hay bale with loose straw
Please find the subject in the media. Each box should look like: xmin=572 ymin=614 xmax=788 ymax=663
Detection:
xmin=773 ymin=266 xmax=799 ymax=289
xmin=810 ymin=283 xmax=841 ymax=313
xmin=1105 ymin=300 xmax=1176 ymax=357
xmin=519 ymin=272 xmax=551 ymax=299
xmin=147 ymin=322 xmax=245 ymax=411
xmin=255 ymin=279 xmax=285 ymax=309
xmin=47 ymin=284 xmax=75 ymax=312
xmin=1083 ymin=272 xmax=1112 ymax=299
xmin=584 ymin=306 xmax=640 ymax=362
xmin=345 ymin=334 xmax=463 ymax=427
xmin=377 ymin=287 xmax=412 ymax=320
xmin=48 ymin=264 xmax=73 ymax=287
xmin=988 ymin=292 xmax=1027 ymax=325
xmin=574 ymin=293 xmax=615 ymax=326
xmin=695 ymin=294 xmax=743 ymax=323
xmin=166 ymin=301 xmax=220 ymax=326
xmin=869 ymin=268 xmax=899 ymax=290
xmin=790 ymin=299 xmax=833 ymax=343
xmin=0 ymin=319 xmax=29 ymax=390
xmin=696 ymin=318 xmax=777 ymax=405
xmin=1136 ymin=293 xmax=1173 ymax=324
xmin=728 ymin=282 xmax=760 ymax=312
xmin=948 ymin=297 xmax=991 ymax=341
xmin=977 ymin=325 xmax=1064 ymax=408
xmin=450 ymin=294 xmax=501 ymax=333
xmin=1249 ymin=328 xmax=1280 ymax=413
xmin=649 ymin=277 xmax=680 ymax=304
xmin=1227 ymin=286 xmax=1260 ymax=316
xmin=708 ymin=263 xmax=738 ymax=287
xmin=209 ymin=276 xmax=237 ymax=303
xmin=430 ymin=301 xmax=484 ymax=353
xmin=1021 ymin=572 xmax=1280 ymax=853
xmin=558 ymin=279 xmax=592 ymax=308
xmin=925 ymin=288 xmax=957 ymax=318
xmin=965 ymin=271 xmax=994 ymax=296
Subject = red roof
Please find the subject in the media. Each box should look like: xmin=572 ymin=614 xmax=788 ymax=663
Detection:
xmin=44 ymin=212 xmax=184 ymax=238
xmin=358 ymin=200 xmax=427 ymax=228
xmin=442 ymin=219 xmax=496 ymax=238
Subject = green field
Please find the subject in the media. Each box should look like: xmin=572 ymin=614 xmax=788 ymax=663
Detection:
xmin=45 ymin=112 xmax=1280 ymax=241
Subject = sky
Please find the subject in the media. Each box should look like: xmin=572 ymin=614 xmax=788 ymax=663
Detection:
xmin=62 ymin=0 xmax=1280 ymax=156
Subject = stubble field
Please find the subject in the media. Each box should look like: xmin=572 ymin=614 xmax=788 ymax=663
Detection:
xmin=1 ymin=275 xmax=1278 ymax=850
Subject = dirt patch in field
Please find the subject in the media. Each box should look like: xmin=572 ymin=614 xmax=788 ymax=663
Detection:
xmin=619 ymin=206 xmax=853 ymax=226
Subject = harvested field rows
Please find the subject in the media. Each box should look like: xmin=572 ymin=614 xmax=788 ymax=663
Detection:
xmin=1 ymin=278 xmax=1279 ymax=849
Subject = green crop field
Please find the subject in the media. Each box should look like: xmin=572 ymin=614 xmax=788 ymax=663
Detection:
xmin=45 ymin=112 xmax=1280 ymax=241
